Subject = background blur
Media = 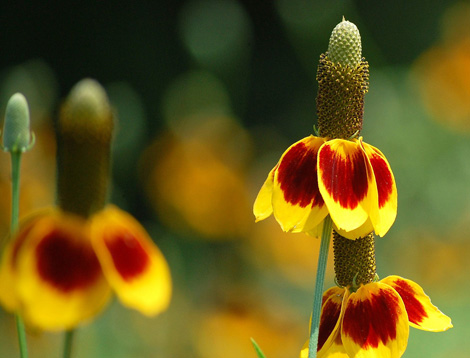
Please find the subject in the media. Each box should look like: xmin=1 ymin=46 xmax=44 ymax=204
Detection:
xmin=0 ymin=1 xmax=469 ymax=357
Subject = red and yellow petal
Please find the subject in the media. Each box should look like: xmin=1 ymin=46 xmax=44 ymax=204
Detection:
xmin=360 ymin=141 xmax=397 ymax=237
xmin=341 ymin=282 xmax=409 ymax=358
xmin=381 ymin=276 xmax=453 ymax=332
xmin=90 ymin=206 xmax=172 ymax=316
xmin=299 ymin=287 xmax=349 ymax=358
xmin=318 ymin=287 xmax=349 ymax=356
xmin=318 ymin=139 xmax=378 ymax=238
xmin=253 ymin=166 xmax=276 ymax=222
xmin=13 ymin=211 xmax=111 ymax=330
xmin=272 ymin=136 xmax=328 ymax=233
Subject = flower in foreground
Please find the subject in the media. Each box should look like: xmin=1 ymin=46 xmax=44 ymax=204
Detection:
xmin=0 ymin=204 xmax=172 ymax=330
xmin=254 ymin=135 xmax=397 ymax=239
xmin=300 ymin=276 xmax=452 ymax=358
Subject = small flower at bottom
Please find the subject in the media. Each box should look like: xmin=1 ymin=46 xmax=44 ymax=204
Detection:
xmin=254 ymin=135 xmax=397 ymax=239
xmin=0 ymin=205 xmax=172 ymax=330
xmin=300 ymin=276 xmax=452 ymax=358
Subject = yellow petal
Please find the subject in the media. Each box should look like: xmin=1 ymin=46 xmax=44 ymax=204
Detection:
xmin=272 ymin=136 xmax=328 ymax=233
xmin=90 ymin=205 xmax=172 ymax=316
xmin=360 ymin=141 xmax=397 ymax=237
xmin=14 ymin=211 xmax=111 ymax=330
xmin=333 ymin=218 xmax=374 ymax=240
xmin=318 ymin=139 xmax=378 ymax=237
xmin=341 ymin=282 xmax=409 ymax=358
xmin=0 ymin=244 xmax=21 ymax=311
xmin=253 ymin=166 xmax=276 ymax=222
xmin=381 ymin=276 xmax=452 ymax=332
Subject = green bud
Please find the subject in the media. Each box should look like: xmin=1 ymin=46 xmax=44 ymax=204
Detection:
xmin=2 ymin=93 xmax=32 ymax=152
xmin=327 ymin=19 xmax=362 ymax=67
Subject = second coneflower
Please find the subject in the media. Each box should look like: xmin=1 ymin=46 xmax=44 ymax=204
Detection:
xmin=254 ymin=20 xmax=396 ymax=241
xmin=0 ymin=79 xmax=172 ymax=330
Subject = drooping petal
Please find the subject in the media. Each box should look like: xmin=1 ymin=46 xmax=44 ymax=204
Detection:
xmin=318 ymin=287 xmax=349 ymax=356
xmin=253 ymin=166 xmax=276 ymax=222
xmin=13 ymin=211 xmax=111 ymax=330
xmin=360 ymin=141 xmax=397 ymax=237
xmin=318 ymin=139 xmax=378 ymax=238
xmin=90 ymin=206 xmax=172 ymax=316
xmin=272 ymin=135 xmax=329 ymax=233
xmin=341 ymin=282 xmax=409 ymax=358
xmin=381 ymin=276 xmax=453 ymax=332
xmin=299 ymin=287 xmax=349 ymax=358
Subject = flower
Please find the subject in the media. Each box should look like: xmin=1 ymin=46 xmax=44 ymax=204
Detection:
xmin=0 ymin=204 xmax=172 ymax=330
xmin=300 ymin=276 xmax=452 ymax=358
xmin=253 ymin=135 xmax=397 ymax=239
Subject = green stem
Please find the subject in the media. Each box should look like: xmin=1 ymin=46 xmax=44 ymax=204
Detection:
xmin=10 ymin=152 xmax=29 ymax=358
xmin=63 ymin=330 xmax=75 ymax=358
xmin=10 ymin=152 xmax=21 ymax=231
xmin=251 ymin=338 xmax=267 ymax=358
xmin=15 ymin=314 xmax=28 ymax=358
xmin=307 ymin=216 xmax=332 ymax=358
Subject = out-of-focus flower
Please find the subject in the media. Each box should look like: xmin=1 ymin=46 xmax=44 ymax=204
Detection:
xmin=0 ymin=205 xmax=172 ymax=331
xmin=245 ymin=215 xmax=334 ymax=287
xmin=254 ymin=135 xmax=397 ymax=240
xmin=143 ymin=115 xmax=253 ymax=240
xmin=0 ymin=79 xmax=172 ymax=330
xmin=194 ymin=296 xmax=303 ymax=358
xmin=413 ymin=2 xmax=470 ymax=132
xmin=300 ymin=276 xmax=452 ymax=358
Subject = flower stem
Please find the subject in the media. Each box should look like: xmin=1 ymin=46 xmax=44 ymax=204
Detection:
xmin=251 ymin=338 xmax=267 ymax=358
xmin=63 ymin=330 xmax=75 ymax=358
xmin=10 ymin=151 xmax=29 ymax=358
xmin=307 ymin=216 xmax=332 ymax=358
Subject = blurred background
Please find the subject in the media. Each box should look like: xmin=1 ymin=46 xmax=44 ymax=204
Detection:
xmin=0 ymin=1 xmax=469 ymax=357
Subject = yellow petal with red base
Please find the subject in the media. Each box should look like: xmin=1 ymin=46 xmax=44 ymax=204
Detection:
xmin=13 ymin=211 xmax=111 ymax=330
xmin=341 ymin=282 xmax=409 ymax=358
xmin=360 ymin=141 xmax=397 ymax=237
xmin=381 ymin=276 xmax=453 ymax=332
xmin=299 ymin=287 xmax=349 ymax=358
xmin=318 ymin=139 xmax=378 ymax=238
xmin=272 ymin=136 xmax=328 ymax=233
xmin=253 ymin=166 xmax=276 ymax=222
xmin=318 ymin=287 xmax=349 ymax=357
xmin=90 ymin=206 xmax=172 ymax=316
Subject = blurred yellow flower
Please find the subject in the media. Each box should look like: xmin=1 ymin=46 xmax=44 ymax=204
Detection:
xmin=413 ymin=2 xmax=470 ymax=132
xmin=194 ymin=298 xmax=303 ymax=358
xmin=142 ymin=115 xmax=252 ymax=240
xmin=0 ymin=205 xmax=172 ymax=330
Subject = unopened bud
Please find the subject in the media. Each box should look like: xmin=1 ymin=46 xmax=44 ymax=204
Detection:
xmin=2 ymin=93 xmax=32 ymax=152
